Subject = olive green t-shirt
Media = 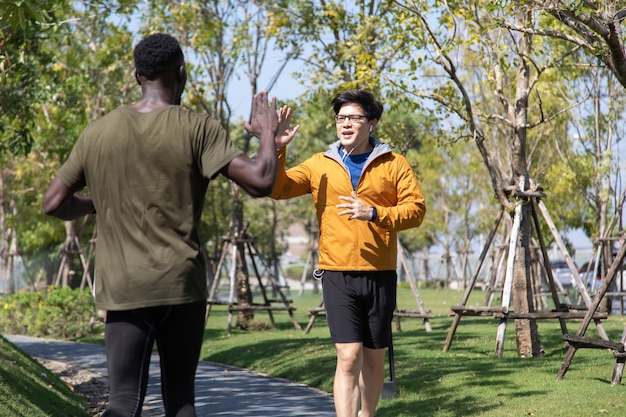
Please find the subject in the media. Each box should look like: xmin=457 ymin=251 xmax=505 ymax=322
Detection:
xmin=57 ymin=106 xmax=243 ymax=311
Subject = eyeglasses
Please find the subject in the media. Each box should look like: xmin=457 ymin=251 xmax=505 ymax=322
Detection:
xmin=334 ymin=114 xmax=368 ymax=124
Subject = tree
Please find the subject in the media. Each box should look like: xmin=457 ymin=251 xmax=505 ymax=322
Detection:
xmin=144 ymin=0 xmax=295 ymax=328
xmin=0 ymin=0 xmax=61 ymax=293
xmin=0 ymin=0 xmax=57 ymax=36
xmin=24 ymin=2 xmax=136 ymax=289
xmin=393 ymin=0 xmax=601 ymax=357
xmin=276 ymin=0 xmax=422 ymax=96
xmin=529 ymin=1 xmax=626 ymax=89
xmin=543 ymin=65 xmax=625 ymax=241
xmin=514 ymin=2 xmax=626 ymax=249
xmin=411 ymin=133 xmax=500 ymax=289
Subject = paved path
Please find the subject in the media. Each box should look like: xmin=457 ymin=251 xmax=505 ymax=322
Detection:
xmin=5 ymin=334 xmax=336 ymax=417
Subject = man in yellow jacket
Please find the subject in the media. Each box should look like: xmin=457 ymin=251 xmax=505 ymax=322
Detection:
xmin=271 ymin=90 xmax=426 ymax=417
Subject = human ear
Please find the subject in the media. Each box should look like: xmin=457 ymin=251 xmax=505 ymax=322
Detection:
xmin=178 ymin=65 xmax=187 ymax=83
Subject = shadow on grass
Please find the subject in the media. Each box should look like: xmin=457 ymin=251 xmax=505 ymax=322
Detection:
xmin=201 ymin=308 xmax=626 ymax=417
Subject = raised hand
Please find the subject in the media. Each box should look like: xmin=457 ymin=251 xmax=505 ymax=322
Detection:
xmin=275 ymin=105 xmax=300 ymax=149
xmin=243 ymin=91 xmax=278 ymax=141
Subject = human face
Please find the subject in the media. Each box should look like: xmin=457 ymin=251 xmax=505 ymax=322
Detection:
xmin=335 ymin=103 xmax=374 ymax=155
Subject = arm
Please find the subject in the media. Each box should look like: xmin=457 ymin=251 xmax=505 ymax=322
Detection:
xmin=267 ymin=107 xmax=312 ymax=200
xmin=221 ymin=91 xmax=279 ymax=197
xmin=375 ymin=157 xmax=426 ymax=231
xmin=43 ymin=177 xmax=95 ymax=220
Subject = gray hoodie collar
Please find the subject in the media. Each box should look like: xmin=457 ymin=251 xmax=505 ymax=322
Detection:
xmin=325 ymin=137 xmax=392 ymax=162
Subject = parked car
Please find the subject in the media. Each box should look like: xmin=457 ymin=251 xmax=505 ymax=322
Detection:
xmin=579 ymin=252 xmax=626 ymax=292
xmin=548 ymin=259 xmax=577 ymax=290
xmin=578 ymin=260 xmax=603 ymax=291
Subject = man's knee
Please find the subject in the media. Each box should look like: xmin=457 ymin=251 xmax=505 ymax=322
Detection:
xmin=335 ymin=342 xmax=363 ymax=374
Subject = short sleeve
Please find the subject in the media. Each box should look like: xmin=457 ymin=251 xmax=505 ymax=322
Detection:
xmin=197 ymin=118 xmax=243 ymax=179
xmin=56 ymin=132 xmax=88 ymax=191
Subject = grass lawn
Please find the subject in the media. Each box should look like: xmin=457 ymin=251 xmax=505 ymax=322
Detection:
xmin=7 ymin=284 xmax=626 ymax=416
xmin=194 ymin=285 xmax=626 ymax=417
xmin=0 ymin=335 xmax=91 ymax=417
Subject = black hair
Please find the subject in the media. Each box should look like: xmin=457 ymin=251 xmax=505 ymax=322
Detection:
xmin=331 ymin=90 xmax=384 ymax=120
xmin=133 ymin=33 xmax=184 ymax=79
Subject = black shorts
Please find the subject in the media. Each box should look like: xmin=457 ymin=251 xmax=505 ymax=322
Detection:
xmin=321 ymin=270 xmax=396 ymax=349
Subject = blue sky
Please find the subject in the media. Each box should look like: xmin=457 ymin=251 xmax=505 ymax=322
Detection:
xmin=226 ymin=54 xmax=306 ymax=121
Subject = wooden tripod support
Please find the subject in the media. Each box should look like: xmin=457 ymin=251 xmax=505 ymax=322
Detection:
xmin=556 ymin=242 xmax=626 ymax=384
xmin=394 ymin=240 xmax=433 ymax=332
xmin=443 ymin=187 xmax=608 ymax=357
xmin=206 ymin=234 xmax=302 ymax=334
xmin=299 ymin=231 xmax=320 ymax=296
xmin=54 ymin=224 xmax=96 ymax=291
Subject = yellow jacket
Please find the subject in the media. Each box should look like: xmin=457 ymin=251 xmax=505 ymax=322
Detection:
xmin=270 ymin=139 xmax=426 ymax=271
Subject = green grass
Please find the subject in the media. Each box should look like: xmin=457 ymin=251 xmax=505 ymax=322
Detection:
xmin=10 ymin=286 xmax=626 ymax=416
xmin=197 ymin=286 xmax=626 ymax=417
xmin=0 ymin=335 xmax=91 ymax=417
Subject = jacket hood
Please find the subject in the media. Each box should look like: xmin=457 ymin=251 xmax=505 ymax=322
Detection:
xmin=325 ymin=137 xmax=393 ymax=162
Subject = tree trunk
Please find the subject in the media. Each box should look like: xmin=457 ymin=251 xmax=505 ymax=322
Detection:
xmin=508 ymin=6 xmax=543 ymax=357
xmin=235 ymin=238 xmax=253 ymax=328
xmin=0 ymin=173 xmax=10 ymax=294
xmin=0 ymin=173 xmax=17 ymax=294
xmin=421 ymin=246 xmax=431 ymax=286
xmin=512 ymin=203 xmax=544 ymax=357
xmin=231 ymin=184 xmax=253 ymax=329
xmin=57 ymin=220 xmax=81 ymax=288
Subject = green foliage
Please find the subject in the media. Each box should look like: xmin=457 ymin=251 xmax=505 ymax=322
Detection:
xmin=542 ymin=155 xmax=595 ymax=236
xmin=3 ymin=0 xmax=620 ymax=304
xmin=0 ymin=29 xmax=52 ymax=156
xmin=11 ymin=3 xmax=136 ymax=255
xmin=0 ymin=0 xmax=57 ymax=35
xmin=279 ymin=0 xmax=417 ymax=95
xmin=283 ymin=264 xmax=305 ymax=280
xmin=0 ymin=287 xmax=97 ymax=340
xmin=0 ymin=335 xmax=91 ymax=417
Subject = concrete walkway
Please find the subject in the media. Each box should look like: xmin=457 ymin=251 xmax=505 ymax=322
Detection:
xmin=5 ymin=334 xmax=336 ymax=417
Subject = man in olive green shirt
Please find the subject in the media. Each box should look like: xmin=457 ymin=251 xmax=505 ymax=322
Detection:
xmin=43 ymin=33 xmax=279 ymax=417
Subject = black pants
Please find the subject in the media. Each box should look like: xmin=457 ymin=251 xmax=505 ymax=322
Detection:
xmin=101 ymin=301 xmax=206 ymax=417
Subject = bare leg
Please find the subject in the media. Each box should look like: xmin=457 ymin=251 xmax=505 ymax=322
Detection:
xmin=358 ymin=347 xmax=386 ymax=417
xmin=334 ymin=342 xmax=363 ymax=417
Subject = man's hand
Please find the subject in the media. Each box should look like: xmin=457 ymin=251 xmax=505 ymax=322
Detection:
xmin=337 ymin=191 xmax=373 ymax=221
xmin=276 ymin=105 xmax=300 ymax=149
xmin=243 ymin=91 xmax=278 ymax=141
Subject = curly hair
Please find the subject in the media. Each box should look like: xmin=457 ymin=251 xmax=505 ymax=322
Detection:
xmin=133 ymin=33 xmax=184 ymax=79
xmin=331 ymin=90 xmax=384 ymax=120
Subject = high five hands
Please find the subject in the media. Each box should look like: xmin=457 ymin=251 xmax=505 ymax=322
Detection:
xmin=275 ymin=105 xmax=301 ymax=149
xmin=243 ymin=91 xmax=278 ymax=140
